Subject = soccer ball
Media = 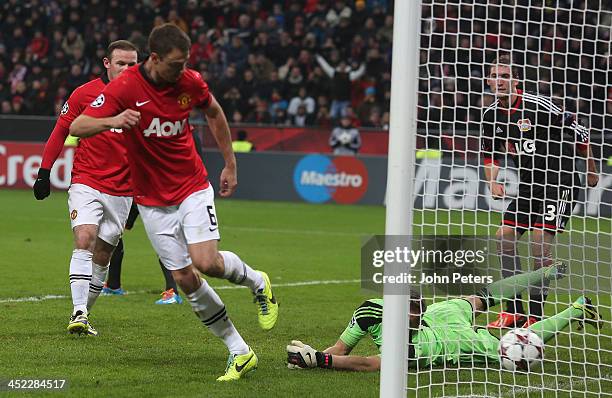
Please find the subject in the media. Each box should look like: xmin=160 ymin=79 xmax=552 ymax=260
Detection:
xmin=498 ymin=328 xmax=544 ymax=371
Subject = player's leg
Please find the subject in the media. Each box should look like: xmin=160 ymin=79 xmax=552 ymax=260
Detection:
xmin=87 ymin=195 xmax=132 ymax=312
xmin=525 ymin=229 xmax=554 ymax=326
xmin=138 ymin=201 xmax=257 ymax=381
xmin=182 ymin=187 xmax=278 ymax=330
xmin=103 ymin=238 xmax=125 ymax=294
xmin=475 ymin=261 xmax=566 ymax=316
xmin=66 ymin=184 xmax=107 ymax=335
xmin=527 ymin=187 xmax=575 ymax=327
xmin=488 ymin=198 xmax=528 ymax=328
xmin=529 ymin=296 xmax=603 ymax=344
xmin=155 ymin=258 xmax=182 ymax=304
xmin=87 ymin=237 xmax=115 ymax=309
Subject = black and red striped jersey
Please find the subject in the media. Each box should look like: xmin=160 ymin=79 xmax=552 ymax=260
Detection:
xmin=480 ymin=89 xmax=588 ymax=196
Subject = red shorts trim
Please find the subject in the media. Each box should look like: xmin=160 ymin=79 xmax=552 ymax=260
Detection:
xmin=502 ymin=220 xmax=530 ymax=228
xmin=533 ymin=222 xmax=559 ymax=229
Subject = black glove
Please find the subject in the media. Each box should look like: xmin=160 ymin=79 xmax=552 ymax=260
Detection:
xmin=33 ymin=168 xmax=51 ymax=200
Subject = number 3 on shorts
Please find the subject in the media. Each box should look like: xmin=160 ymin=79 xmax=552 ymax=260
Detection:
xmin=207 ymin=205 xmax=218 ymax=226
xmin=544 ymin=204 xmax=556 ymax=221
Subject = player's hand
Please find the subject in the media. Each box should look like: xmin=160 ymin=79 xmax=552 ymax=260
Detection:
xmin=219 ymin=165 xmax=237 ymax=197
xmin=33 ymin=168 xmax=51 ymax=200
xmin=587 ymin=172 xmax=599 ymax=187
xmin=287 ymin=340 xmax=318 ymax=369
xmin=112 ymin=109 xmax=141 ymax=129
xmin=489 ymin=182 xmax=505 ymax=200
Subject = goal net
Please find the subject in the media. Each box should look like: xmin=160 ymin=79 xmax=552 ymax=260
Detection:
xmin=384 ymin=0 xmax=611 ymax=397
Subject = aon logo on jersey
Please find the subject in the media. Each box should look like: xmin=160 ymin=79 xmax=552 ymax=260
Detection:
xmin=143 ymin=118 xmax=187 ymax=137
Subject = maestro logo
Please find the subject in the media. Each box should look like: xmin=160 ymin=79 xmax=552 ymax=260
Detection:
xmin=293 ymin=154 xmax=369 ymax=204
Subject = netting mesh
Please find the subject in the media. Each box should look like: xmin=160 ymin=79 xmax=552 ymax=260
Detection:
xmin=406 ymin=1 xmax=612 ymax=397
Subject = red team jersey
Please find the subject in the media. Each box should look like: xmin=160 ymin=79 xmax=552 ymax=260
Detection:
xmin=83 ymin=64 xmax=211 ymax=206
xmin=41 ymin=74 xmax=132 ymax=196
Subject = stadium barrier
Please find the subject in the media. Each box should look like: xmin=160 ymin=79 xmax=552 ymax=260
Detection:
xmin=1 ymin=140 xmax=610 ymax=215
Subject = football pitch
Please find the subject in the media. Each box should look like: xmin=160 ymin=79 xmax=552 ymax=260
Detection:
xmin=0 ymin=189 xmax=610 ymax=397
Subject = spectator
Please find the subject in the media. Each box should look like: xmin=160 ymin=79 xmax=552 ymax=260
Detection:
xmin=246 ymin=99 xmax=272 ymax=124
xmin=268 ymin=88 xmax=288 ymax=118
xmin=315 ymin=54 xmax=365 ymax=119
xmin=29 ymin=30 xmax=49 ymax=60
xmin=232 ymin=130 xmax=255 ymax=152
xmin=190 ymin=33 xmax=214 ymax=66
xmin=224 ymin=35 xmax=249 ymax=70
xmin=1 ymin=100 xmax=12 ymax=114
xmin=316 ymin=106 xmax=333 ymax=129
xmin=357 ymin=86 xmax=380 ymax=122
xmin=168 ymin=9 xmax=188 ymax=33
xmin=62 ymin=27 xmax=85 ymax=55
xmin=287 ymin=86 xmax=316 ymax=118
xmin=290 ymin=104 xmax=314 ymax=127
xmin=329 ymin=116 xmax=361 ymax=155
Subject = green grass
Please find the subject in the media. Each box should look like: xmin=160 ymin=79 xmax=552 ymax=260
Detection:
xmin=0 ymin=190 xmax=610 ymax=397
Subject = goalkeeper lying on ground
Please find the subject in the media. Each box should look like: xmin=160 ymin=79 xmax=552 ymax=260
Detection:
xmin=287 ymin=262 xmax=603 ymax=371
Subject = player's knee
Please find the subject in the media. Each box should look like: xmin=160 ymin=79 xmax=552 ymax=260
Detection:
xmin=496 ymin=227 xmax=517 ymax=252
xmin=192 ymin=252 xmax=223 ymax=277
xmin=92 ymin=252 xmax=111 ymax=267
xmin=172 ymin=267 xmax=199 ymax=293
xmin=73 ymin=231 xmax=96 ymax=251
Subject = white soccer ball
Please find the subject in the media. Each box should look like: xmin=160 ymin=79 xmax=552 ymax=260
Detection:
xmin=498 ymin=328 xmax=544 ymax=371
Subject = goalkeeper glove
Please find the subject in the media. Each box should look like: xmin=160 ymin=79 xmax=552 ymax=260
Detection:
xmin=287 ymin=340 xmax=333 ymax=369
xmin=287 ymin=340 xmax=317 ymax=369
xmin=33 ymin=168 xmax=51 ymax=200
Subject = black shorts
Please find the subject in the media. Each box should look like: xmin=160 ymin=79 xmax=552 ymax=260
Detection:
xmin=502 ymin=187 xmax=577 ymax=234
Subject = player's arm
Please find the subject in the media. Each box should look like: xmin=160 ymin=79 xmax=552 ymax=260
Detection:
xmin=324 ymin=339 xmax=353 ymax=355
xmin=559 ymin=111 xmax=599 ymax=187
xmin=481 ymin=121 xmax=505 ymax=199
xmin=329 ymin=354 xmax=381 ymax=372
xmin=203 ymin=94 xmax=237 ymax=197
xmin=287 ymin=341 xmax=381 ymax=372
xmin=70 ymin=111 xmax=140 ymax=138
xmin=33 ymin=122 xmax=71 ymax=200
xmin=34 ymin=89 xmax=88 ymax=200
xmin=583 ymin=144 xmax=599 ymax=187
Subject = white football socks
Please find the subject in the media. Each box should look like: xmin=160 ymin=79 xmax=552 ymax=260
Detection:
xmin=220 ymin=251 xmax=265 ymax=292
xmin=69 ymin=249 xmax=92 ymax=315
xmin=187 ymin=279 xmax=249 ymax=355
xmin=87 ymin=262 xmax=108 ymax=311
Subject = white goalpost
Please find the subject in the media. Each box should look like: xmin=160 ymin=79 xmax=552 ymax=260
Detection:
xmin=381 ymin=1 xmax=610 ymax=397
xmin=380 ymin=0 xmax=423 ymax=397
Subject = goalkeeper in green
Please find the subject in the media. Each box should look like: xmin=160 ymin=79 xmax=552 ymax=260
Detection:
xmin=287 ymin=262 xmax=603 ymax=371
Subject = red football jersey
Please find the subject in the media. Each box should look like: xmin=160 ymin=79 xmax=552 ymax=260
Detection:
xmin=42 ymin=74 xmax=132 ymax=196
xmin=83 ymin=64 xmax=211 ymax=206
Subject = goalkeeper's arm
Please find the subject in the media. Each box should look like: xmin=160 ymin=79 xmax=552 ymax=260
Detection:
xmin=287 ymin=340 xmax=381 ymax=372
xmin=327 ymin=354 xmax=381 ymax=372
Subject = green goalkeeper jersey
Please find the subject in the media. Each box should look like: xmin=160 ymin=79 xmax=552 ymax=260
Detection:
xmin=339 ymin=299 xmax=500 ymax=367
xmin=339 ymin=299 xmax=384 ymax=351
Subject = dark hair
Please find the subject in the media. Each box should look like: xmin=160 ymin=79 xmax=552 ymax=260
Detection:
xmin=489 ymin=54 xmax=520 ymax=79
xmin=237 ymin=130 xmax=248 ymax=140
xmin=106 ymin=40 xmax=138 ymax=60
xmin=409 ymin=291 xmax=427 ymax=316
xmin=148 ymin=23 xmax=191 ymax=58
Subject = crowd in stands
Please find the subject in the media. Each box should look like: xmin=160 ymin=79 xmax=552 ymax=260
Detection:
xmin=0 ymin=0 xmax=393 ymax=130
xmin=0 ymin=0 xmax=609 ymax=136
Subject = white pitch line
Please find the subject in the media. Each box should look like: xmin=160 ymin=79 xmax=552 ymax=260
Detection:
xmin=7 ymin=215 xmax=372 ymax=237
xmin=0 ymin=279 xmax=362 ymax=304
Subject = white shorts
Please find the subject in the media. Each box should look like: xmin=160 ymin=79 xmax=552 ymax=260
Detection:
xmin=67 ymin=183 xmax=133 ymax=246
xmin=138 ymin=186 xmax=220 ymax=270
